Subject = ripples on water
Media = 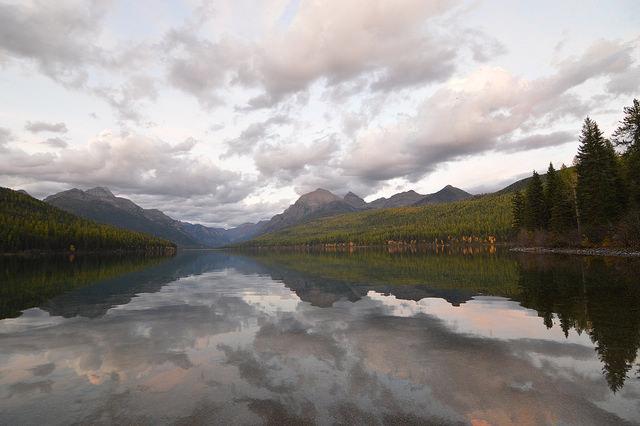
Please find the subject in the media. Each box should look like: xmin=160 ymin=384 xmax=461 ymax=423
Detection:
xmin=0 ymin=248 xmax=639 ymax=425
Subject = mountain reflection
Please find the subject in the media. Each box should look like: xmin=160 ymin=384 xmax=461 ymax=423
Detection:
xmin=1 ymin=249 xmax=639 ymax=424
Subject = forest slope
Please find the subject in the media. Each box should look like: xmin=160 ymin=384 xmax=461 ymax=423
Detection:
xmin=242 ymin=193 xmax=513 ymax=246
xmin=0 ymin=187 xmax=176 ymax=253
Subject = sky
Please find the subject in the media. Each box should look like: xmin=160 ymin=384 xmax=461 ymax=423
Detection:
xmin=0 ymin=0 xmax=639 ymax=228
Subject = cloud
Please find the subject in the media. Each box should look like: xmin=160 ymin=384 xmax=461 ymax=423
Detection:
xmin=41 ymin=137 xmax=68 ymax=149
xmin=0 ymin=127 xmax=11 ymax=149
xmin=606 ymin=66 xmax=640 ymax=95
xmin=244 ymin=0 xmax=465 ymax=107
xmin=499 ymin=131 xmax=575 ymax=154
xmin=224 ymin=114 xmax=290 ymax=157
xmin=0 ymin=130 xmax=254 ymax=202
xmin=25 ymin=121 xmax=68 ymax=134
xmin=341 ymin=38 xmax=639 ymax=184
xmin=162 ymin=26 xmax=249 ymax=108
xmin=157 ymin=0 xmax=501 ymax=110
xmin=0 ymin=0 xmax=110 ymax=86
xmin=253 ymin=134 xmax=337 ymax=179
xmin=0 ymin=1 xmax=159 ymax=122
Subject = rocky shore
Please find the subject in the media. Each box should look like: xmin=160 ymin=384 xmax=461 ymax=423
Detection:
xmin=510 ymin=247 xmax=640 ymax=257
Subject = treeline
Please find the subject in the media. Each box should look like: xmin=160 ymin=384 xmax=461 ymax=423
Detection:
xmin=0 ymin=187 xmax=177 ymax=253
xmin=513 ymin=99 xmax=640 ymax=247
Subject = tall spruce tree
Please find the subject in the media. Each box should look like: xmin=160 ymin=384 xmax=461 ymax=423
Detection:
xmin=512 ymin=191 xmax=525 ymax=230
xmin=612 ymin=99 xmax=640 ymax=208
xmin=545 ymin=163 xmax=558 ymax=226
xmin=602 ymin=139 xmax=627 ymax=219
xmin=524 ymin=171 xmax=547 ymax=230
xmin=575 ymin=117 xmax=621 ymax=240
xmin=549 ymin=165 xmax=578 ymax=233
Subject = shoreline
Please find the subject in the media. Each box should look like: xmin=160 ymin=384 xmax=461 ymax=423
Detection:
xmin=510 ymin=247 xmax=640 ymax=258
xmin=0 ymin=247 xmax=177 ymax=257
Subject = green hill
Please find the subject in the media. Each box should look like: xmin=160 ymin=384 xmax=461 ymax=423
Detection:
xmin=0 ymin=187 xmax=176 ymax=254
xmin=242 ymin=193 xmax=514 ymax=247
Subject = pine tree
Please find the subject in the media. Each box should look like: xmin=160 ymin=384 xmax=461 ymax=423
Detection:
xmin=544 ymin=163 xmax=558 ymax=229
xmin=602 ymin=139 xmax=627 ymax=219
xmin=612 ymin=99 xmax=640 ymax=208
xmin=512 ymin=191 xmax=525 ymax=230
xmin=576 ymin=117 xmax=622 ymax=240
xmin=612 ymin=99 xmax=640 ymax=148
xmin=524 ymin=171 xmax=547 ymax=230
xmin=549 ymin=165 xmax=578 ymax=233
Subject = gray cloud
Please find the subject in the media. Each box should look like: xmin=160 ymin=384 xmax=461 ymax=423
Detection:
xmin=224 ymin=114 xmax=290 ymax=157
xmin=25 ymin=121 xmax=68 ymax=134
xmin=0 ymin=127 xmax=11 ymax=149
xmin=606 ymin=66 xmax=640 ymax=95
xmin=41 ymin=137 xmax=68 ymax=148
xmin=341 ymin=38 xmax=639 ymax=185
xmin=499 ymin=131 xmax=575 ymax=153
xmin=253 ymin=134 xmax=338 ymax=179
xmin=0 ymin=131 xmax=255 ymax=202
xmin=163 ymin=25 xmax=249 ymax=108
xmin=0 ymin=0 xmax=110 ymax=86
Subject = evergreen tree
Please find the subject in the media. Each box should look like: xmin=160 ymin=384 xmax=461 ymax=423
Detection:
xmin=612 ymin=99 xmax=640 ymax=208
xmin=602 ymin=139 xmax=627 ymax=219
xmin=549 ymin=165 xmax=577 ymax=233
xmin=524 ymin=171 xmax=547 ymax=230
xmin=612 ymin=99 xmax=640 ymax=148
xmin=575 ymin=118 xmax=618 ymax=240
xmin=512 ymin=191 xmax=525 ymax=230
xmin=544 ymin=163 xmax=558 ymax=228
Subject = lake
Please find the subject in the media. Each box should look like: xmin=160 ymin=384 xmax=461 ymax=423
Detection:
xmin=1 ymin=248 xmax=639 ymax=425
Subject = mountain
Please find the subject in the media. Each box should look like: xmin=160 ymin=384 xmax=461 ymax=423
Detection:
xmin=260 ymin=188 xmax=360 ymax=234
xmin=240 ymin=192 xmax=514 ymax=247
xmin=343 ymin=191 xmax=367 ymax=209
xmin=178 ymin=222 xmax=230 ymax=247
xmin=45 ymin=187 xmax=226 ymax=248
xmin=223 ymin=221 xmax=269 ymax=243
xmin=0 ymin=187 xmax=175 ymax=254
xmin=40 ymin=184 xmax=474 ymax=248
xmin=368 ymin=190 xmax=425 ymax=209
xmin=413 ymin=185 xmax=472 ymax=206
xmin=231 ymin=186 xmax=472 ymax=242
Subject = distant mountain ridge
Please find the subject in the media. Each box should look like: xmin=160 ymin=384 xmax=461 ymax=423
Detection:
xmin=42 ymin=184 xmax=474 ymax=248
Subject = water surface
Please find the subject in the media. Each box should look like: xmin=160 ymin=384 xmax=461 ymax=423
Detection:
xmin=0 ymin=249 xmax=639 ymax=425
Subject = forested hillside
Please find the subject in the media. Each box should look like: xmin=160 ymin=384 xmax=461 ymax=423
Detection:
xmin=242 ymin=193 xmax=513 ymax=247
xmin=0 ymin=187 xmax=176 ymax=253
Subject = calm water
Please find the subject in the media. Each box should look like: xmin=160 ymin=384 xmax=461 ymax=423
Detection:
xmin=1 ymin=249 xmax=639 ymax=425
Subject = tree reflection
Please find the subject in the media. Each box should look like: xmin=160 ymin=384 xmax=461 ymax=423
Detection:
xmin=516 ymin=255 xmax=640 ymax=392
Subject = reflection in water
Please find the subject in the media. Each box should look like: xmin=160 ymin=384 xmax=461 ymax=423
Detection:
xmin=0 ymin=254 xmax=171 ymax=319
xmin=0 ymin=249 xmax=638 ymax=425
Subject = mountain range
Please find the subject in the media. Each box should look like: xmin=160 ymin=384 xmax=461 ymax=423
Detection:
xmin=42 ymin=184 xmax=474 ymax=248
